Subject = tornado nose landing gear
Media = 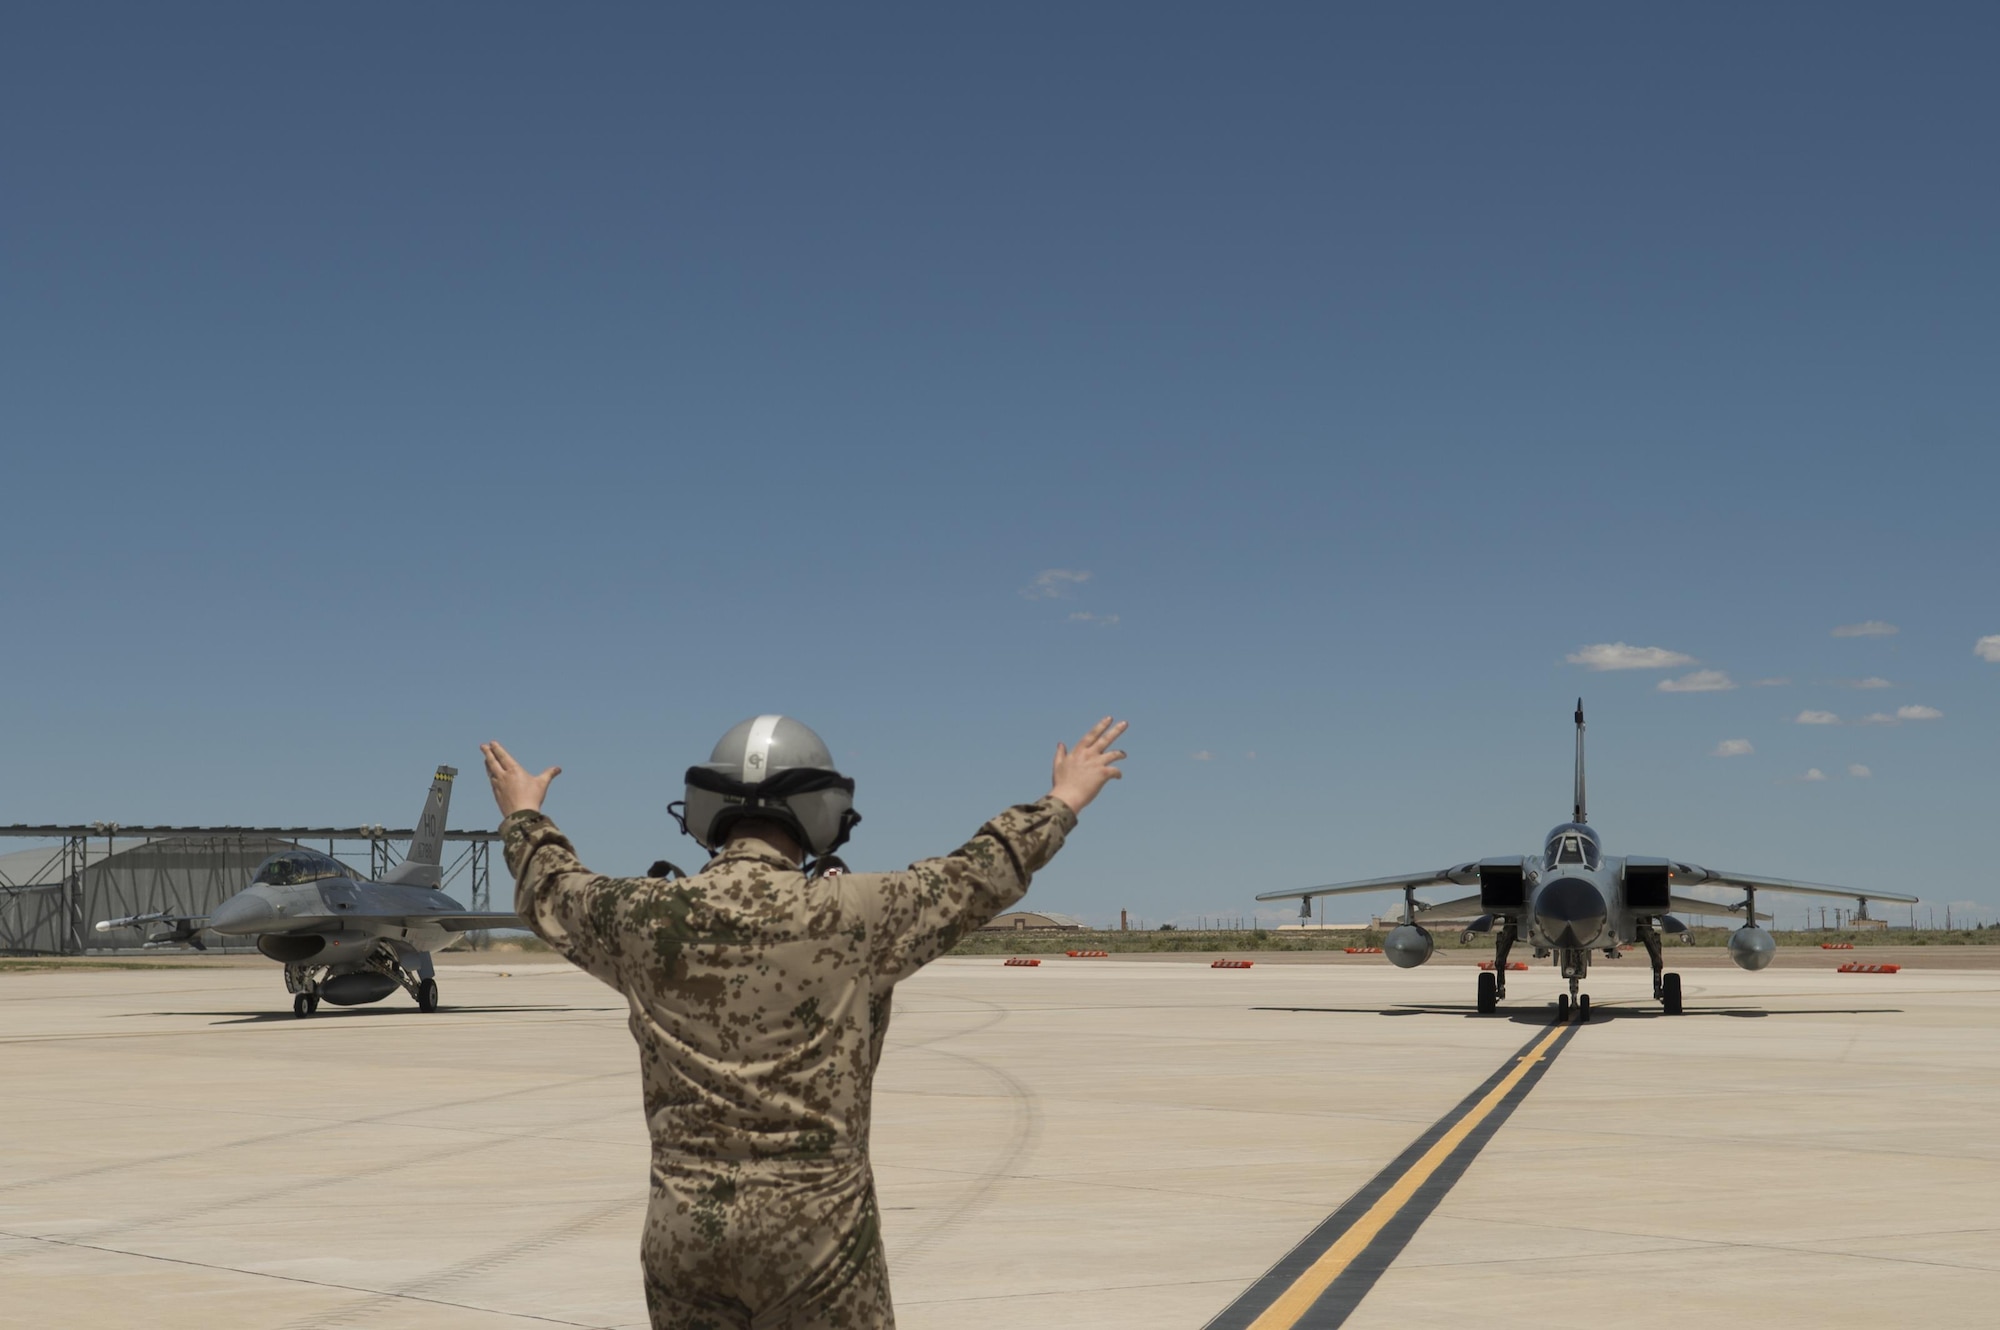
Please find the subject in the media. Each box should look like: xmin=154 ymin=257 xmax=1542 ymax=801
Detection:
xmin=1556 ymin=950 xmax=1590 ymax=1022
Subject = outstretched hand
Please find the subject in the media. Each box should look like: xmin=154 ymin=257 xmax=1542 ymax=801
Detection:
xmin=481 ymin=742 xmax=562 ymax=818
xmin=1048 ymin=717 xmax=1129 ymax=815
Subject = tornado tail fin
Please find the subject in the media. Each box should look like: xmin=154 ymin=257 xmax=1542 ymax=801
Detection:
xmin=1573 ymin=700 xmax=1587 ymax=824
xmin=381 ymin=766 xmax=456 ymax=887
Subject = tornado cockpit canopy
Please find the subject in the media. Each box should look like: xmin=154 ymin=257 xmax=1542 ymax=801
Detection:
xmin=1543 ymin=823 xmax=1602 ymax=871
xmin=251 ymin=850 xmax=350 ymax=887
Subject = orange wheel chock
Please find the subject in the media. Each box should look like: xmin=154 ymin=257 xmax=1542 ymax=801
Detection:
xmin=1065 ymin=950 xmax=1110 ymax=958
xmin=1211 ymin=959 xmax=1254 ymax=969
xmin=1478 ymin=961 xmax=1530 ymax=971
xmin=1837 ymin=962 xmax=1899 ymax=973
xmin=1003 ymin=957 xmax=1042 ymax=967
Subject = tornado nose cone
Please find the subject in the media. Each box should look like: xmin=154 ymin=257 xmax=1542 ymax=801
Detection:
xmin=1535 ymin=876 xmax=1607 ymax=949
xmin=208 ymin=889 xmax=276 ymax=935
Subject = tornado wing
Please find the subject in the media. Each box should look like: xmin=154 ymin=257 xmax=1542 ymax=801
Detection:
xmin=1255 ymin=865 xmax=1483 ymax=904
xmin=1670 ymin=866 xmax=1916 ymax=904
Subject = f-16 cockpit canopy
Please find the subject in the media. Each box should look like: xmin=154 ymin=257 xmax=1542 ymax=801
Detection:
xmin=251 ymin=850 xmax=352 ymax=887
xmin=1543 ymin=823 xmax=1602 ymax=871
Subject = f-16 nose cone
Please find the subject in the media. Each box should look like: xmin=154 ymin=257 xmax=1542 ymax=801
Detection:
xmin=208 ymin=890 xmax=276 ymax=935
xmin=1534 ymin=876 xmax=1607 ymax=949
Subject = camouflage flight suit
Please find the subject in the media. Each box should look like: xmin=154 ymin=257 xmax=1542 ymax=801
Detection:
xmin=502 ymin=797 xmax=1077 ymax=1330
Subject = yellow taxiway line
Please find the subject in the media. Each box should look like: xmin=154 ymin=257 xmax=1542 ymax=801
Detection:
xmin=1244 ymin=1023 xmax=1568 ymax=1330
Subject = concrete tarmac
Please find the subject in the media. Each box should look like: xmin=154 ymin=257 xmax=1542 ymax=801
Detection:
xmin=4 ymin=955 xmax=1998 ymax=1328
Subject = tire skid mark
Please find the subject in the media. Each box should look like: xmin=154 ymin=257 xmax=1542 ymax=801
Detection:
xmin=885 ymin=996 xmax=1040 ymax=1271
xmin=0 ymin=1070 xmax=629 ymax=1198
xmin=276 ymin=1197 xmax=641 ymax=1330
xmin=0 ymin=1227 xmax=615 ymax=1327
xmin=0 ymin=1102 xmax=638 ymax=1269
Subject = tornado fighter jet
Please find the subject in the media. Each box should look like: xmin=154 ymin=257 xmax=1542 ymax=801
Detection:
xmin=96 ymin=766 xmax=522 ymax=1016
xmin=1256 ymin=704 xmax=1916 ymax=1021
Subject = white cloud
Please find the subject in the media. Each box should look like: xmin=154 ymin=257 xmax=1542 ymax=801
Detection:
xmin=1897 ymin=704 xmax=1942 ymax=721
xmin=1566 ymin=642 xmax=1697 ymax=671
xmin=1832 ymin=621 xmax=1898 ymax=638
xmin=1860 ymin=712 xmax=1896 ymax=725
xmin=1024 ymin=568 xmax=1091 ymax=599
xmin=1795 ymin=710 xmax=1841 ymax=725
xmin=1659 ymin=669 xmax=1736 ymax=693
xmin=1848 ymin=764 xmax=1872 ymax=778
xmin=1976 ymin=635 xmax=2000 ymax=663
xmin=1191 ymin=750 xmax=1215 ymax=762
xmin=1067 ymin=610 xmax=1120 ymax=626
xmin=1843 ymin=677 xmax=1895 ymax=689
xmin=1802 ymin=768 xmax=1827 ymax=782
xmin=1711 ymin=739 xmax=1755 ymax=757
xmin=1751 ymin=677 xmax=1792 ymax=687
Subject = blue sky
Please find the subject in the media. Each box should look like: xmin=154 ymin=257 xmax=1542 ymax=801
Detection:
xmin=3 ymin=3 xmax=1995 ymax=928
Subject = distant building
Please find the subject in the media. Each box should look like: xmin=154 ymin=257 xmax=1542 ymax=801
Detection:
xmin=980 ymin=910 xmax=1088 ymax=933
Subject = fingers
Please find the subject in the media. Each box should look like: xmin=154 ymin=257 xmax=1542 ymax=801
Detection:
xmin=537 ymin=766 xmax=562 ymax=785
xmin=1074 ymin=718 xmax=1127 ymax=756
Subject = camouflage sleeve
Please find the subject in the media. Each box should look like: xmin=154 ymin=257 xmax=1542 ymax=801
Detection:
xmin=867 ymin=796 xmax=1077 ymax=983
xmin=501 ymin=809 xmax=627 ymax=989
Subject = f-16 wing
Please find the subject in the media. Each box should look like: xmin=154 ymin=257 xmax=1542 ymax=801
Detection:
xmin=1255 ymin=865 xmax=1483 ymax=906
xmin=402 ymin=912 xmax=529 ymax=932
xmin=1668 ymin=866 xmax=1916 ymax=904
xmin=93 ymin=912 xmax=210 ymax=949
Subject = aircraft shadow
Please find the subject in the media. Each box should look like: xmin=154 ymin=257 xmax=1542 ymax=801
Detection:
xmin=116 ymin=1004 xmax=616 ymax=1024
xmin=1252 ymin=1004 xmax=1904 ymax=1025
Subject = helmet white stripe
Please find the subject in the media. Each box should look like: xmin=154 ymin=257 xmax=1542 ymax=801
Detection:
xmin=740 ymin=714 xmax=783 ymax=785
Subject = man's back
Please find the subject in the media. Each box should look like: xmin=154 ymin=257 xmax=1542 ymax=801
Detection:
xmin=504 ymin=800 xmax=1078 ymax=1162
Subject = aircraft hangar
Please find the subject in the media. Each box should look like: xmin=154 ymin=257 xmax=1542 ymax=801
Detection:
xmin=0 ymin=823 xmax=499 ymax=955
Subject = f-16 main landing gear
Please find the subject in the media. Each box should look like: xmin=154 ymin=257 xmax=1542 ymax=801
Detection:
xmin=416 ymin=977 xmax=440 ymax=1012
xmin=292 ymin=992 xmax=320 ymax=1018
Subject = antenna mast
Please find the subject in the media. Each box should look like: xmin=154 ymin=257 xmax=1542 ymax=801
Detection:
xmin=1573 ymin=699 xmax=1587 ymax=824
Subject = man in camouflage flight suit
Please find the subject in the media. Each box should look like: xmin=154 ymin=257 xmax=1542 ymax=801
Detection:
xmin=481 ymin=716 xmax=1128 ymax=1329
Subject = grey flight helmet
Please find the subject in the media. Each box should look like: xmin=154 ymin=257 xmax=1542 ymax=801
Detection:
xmin=673 ymin=715 xmax=861 ymax=856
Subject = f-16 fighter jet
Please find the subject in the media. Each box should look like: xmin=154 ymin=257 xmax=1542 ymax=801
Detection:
xmin=96 ymin=766 xmax=521 ymax=1016
xmin=1257 ymin=704 xmax=1916 ymax=1022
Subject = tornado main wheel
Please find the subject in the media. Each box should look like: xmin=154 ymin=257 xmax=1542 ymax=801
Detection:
xmin=293 ymin=993 xmax=313 ymax=1018
xmin=1477 ymin=970 xmax=1498 ymax=1014
xmin=416 ymin=978 xmax=439 ymax=1013
xmin=1577 ymin=993 xmax=1591 ymax=1023
xmin=1661 ymin=972 xmax=1683 ymax=1016
xmin=1556 ymin=993 xmax=1570 ymax=1023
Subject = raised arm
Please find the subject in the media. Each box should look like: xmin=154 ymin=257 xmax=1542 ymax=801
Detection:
xmin=484 ymin=741 xmax=626 ymax=987
xmin=866 ymin=718 xmax=1127 ymax=982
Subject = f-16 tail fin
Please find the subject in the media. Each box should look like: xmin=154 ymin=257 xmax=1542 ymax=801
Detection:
xmin=1573 ymin=700 xmax=1587 ymax=824
xmin=381 ymin=766 xmax=456 ymax=887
